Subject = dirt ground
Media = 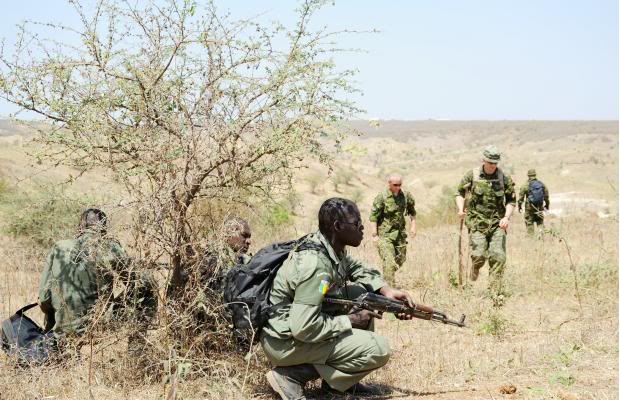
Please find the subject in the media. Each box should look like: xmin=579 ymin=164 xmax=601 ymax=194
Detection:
xmin=0 ymin=120 xmax=617 ymax=400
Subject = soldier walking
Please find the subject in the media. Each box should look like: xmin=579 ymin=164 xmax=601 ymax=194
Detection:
xmin=518 ymin=169 xmax=550 ymax=235
xmin=455 ymin=146 xmax=516 ymax=304
xmin=369 ymin=174 xmax=416 ymax=287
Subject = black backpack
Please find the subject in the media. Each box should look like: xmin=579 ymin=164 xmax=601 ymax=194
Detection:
xmin=223 ymin=235 xmax=326 ymax=336
xmin=1 ymin=303 xmax=56 ymax=366
xmin=527 ymin=180 xmax=545 ymax=206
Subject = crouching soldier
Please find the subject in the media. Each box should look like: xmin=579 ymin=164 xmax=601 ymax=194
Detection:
xmin=260 ymin=197 xmax=414 ymax=400
xmin=38 ymin=208 xmax=157 ymax=358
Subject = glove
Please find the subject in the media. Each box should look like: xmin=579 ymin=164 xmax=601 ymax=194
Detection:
xmin=347 ymin=306 xmax=382 ymax=329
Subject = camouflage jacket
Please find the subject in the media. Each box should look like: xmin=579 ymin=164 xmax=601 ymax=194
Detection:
xmin=369 ymin=189 xmax=416 ymax=241
xmin=456 ymin=166 xmax=516 ymax=232
xmin=38 ymin=231 xmax=128 ymax=335
xmin=518 ymin=178 xmax=550 ymax=210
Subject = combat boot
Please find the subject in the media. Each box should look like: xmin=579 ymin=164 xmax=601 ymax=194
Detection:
xmin=321 ymin=380 xmax=387 ymax=396
xmin=266 ymin=364 xmax=319 ymax=400
xmin=470 ymin=266 xmax=480 ymax=281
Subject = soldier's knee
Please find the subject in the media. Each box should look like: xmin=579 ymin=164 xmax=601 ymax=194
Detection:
xmin=370 ymin=334 xmax=391 ymax=367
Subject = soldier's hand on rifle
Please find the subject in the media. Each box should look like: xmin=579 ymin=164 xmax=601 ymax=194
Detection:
xmin=457 ymin=209 xmax=466 ymax=220
xmin=347 ymin=306 xmax=382 ymax=329
xmin=379 ymin=286 xmax=414 ymax=320
xmin=371 ymin=233 xmax=379 ymax=243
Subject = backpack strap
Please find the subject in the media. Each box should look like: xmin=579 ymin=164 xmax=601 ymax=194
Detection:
xmin=15 ymin=303 xmax=39 ymax=316
xmin=472 ymin=168 xmax=480 ymax=183
xmin=496 ymin=168 xmax=505 ymax=192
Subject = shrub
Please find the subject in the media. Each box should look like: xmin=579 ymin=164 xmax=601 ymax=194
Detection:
xmin=1 ymin=187 xmax=97 ymax=247
xmin=332 ymin=167 xmax=355 ymax=193
xmin=418 ymin=185 xmax=459 ymax=228
xmin=306 ymin=173 xmax=324 ymax=194
xmin=261 ymin=204 xmax=291 ymax=227
xmin=477 ymin=311 xmax=509 ymax=337
xmin=423 ymin=180 xmax=438 ymax=189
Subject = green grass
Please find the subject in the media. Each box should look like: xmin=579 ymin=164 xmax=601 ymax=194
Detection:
xmin=0 ymin=184 xmax=98 ymax=247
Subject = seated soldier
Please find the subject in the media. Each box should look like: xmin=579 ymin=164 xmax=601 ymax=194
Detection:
xmin=38 ymin=208 xmax=157 ymax=356
xmin=260 ymin=197 xmax=414 ymax=400
xmin=201 ymin=217 xmax=252 ymax=291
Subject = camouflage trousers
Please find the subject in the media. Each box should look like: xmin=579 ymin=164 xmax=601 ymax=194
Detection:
xmin=469 ymin=227 xmax=506 ymax=295
xmin=377 ymin=235 xmax=407 ymax=287
xmin=524 ymin=205 xmax=544 ymax=235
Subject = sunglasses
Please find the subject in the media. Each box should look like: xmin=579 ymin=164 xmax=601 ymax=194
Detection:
xmin=339 ymin=220 xmax=364 ymax=230
xmin=391 ymin=183 xmax=402 ymax=187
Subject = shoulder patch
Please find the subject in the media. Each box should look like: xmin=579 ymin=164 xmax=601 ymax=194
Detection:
xmin=319 ymin=279 xmax=331 ymax=294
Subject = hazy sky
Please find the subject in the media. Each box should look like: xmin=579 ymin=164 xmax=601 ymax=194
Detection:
xmin=0 ymin=0 xmax=617 ymax=120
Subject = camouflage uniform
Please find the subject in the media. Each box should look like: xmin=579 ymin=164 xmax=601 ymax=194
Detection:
xmin=456 ymin=166 xmax=516 ymax=295
xmin=260 ymin=231 xmax=389 ymax=392
xmin=369 ymin=189 xmax=416 ymax=286
xmin=38 ymin=231 xmax=157 ymax=351
xmin=518 ymin=170 xmax=549 ymax=235
xmin=192 ymin=246 xmax=251 ymax=316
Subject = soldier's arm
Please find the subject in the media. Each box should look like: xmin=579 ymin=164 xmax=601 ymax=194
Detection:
xmin=344 ymin=254 xmax=386 ymax=292
xmin=288 ymin=254 xmax=352 ymax=343
xmin=455 ymin=171 xmax=473 ymax=214
xmin=109 ymin=240 xmax=133 ymax=281
xmin=503 ymin=175 xmax=517 ymax=220
xmin=543 ymin=183 xmax=550 ymax=208
xmin=517 ymin=185 xmax=527 ymax=209
xmin=38 ymin=246 xmax=56 ymax=330
xmin=369 ymin=193 xmax=384 ymax=237
xmin=406 ymin=192 xmax=417 ymax=235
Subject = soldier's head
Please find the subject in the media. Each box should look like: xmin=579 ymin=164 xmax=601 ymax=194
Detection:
xmin=318 ymin=197 xmax=364 ymax=248
xmin=224 ymin=217 xmax=252 ymax=254
xmin=78 ymin=208 xmax=108 ymax=235
xmin=527 ymin=169 xmax=537 ymax=178
xmin=481 ymin=145 xmax=501 ymax=174
xmin=387 ymin=174 xmax=403 ymax=194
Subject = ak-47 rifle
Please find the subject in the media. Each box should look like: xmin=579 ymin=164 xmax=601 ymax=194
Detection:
xmin=323 ymin=292 xmax=466 ymax=328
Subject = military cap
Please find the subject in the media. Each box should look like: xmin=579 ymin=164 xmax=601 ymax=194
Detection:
xmin=527 ymin=169 xmax=536 ymax=177
xmin=482 ymin=145 xmax=501 ymax=163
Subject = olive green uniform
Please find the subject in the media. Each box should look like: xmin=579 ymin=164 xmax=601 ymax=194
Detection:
xmin=369 ymin=189 xmax=416 ymax=286
xmin=518 ymin=178 xmax=549 ymax=235
xmin=38 ymin=231 xmax=157 ymax=346
xmin=456 ymin=167 xmax=516 ymax=294
xmin=260 ymin=231 xmax=389 ymax=392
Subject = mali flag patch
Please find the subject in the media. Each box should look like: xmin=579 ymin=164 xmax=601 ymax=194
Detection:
xmin=319 ymin=280 xmax=330 ymax=295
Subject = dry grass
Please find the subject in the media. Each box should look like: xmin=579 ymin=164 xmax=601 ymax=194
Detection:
xmin=0 ymin=120 xmax=617 ymax=399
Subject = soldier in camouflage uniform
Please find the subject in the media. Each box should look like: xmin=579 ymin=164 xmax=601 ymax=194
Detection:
xmin=261 ymin=198 xmax=415 ymax=400
xmin=201 ymin=217 xmax=253 ymax=291
xmin=518 ymin=169 xmax=550 ymax=235
xmin=38 ymin=208 xmax=157 ymax=355
xmin=455 ymin=146 xmax=516 ymax=302
xmin=369 ymin=174 xmax=416 ymax=287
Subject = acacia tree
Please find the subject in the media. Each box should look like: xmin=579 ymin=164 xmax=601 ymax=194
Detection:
xmin=0 ymin=0 xmax=360 ymax=299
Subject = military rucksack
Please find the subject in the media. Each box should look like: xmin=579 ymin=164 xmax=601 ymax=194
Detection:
xmin=1 ymin=303 xmax=56 ymax=367
xmin=223 ymin=235 xmax=327 ymax=338
xmin=527 ymin=180 xmax=544 ymax=206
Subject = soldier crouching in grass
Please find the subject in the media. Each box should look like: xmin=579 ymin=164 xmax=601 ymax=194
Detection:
xmin=260 ymin=197 xmax=414 ymax=400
